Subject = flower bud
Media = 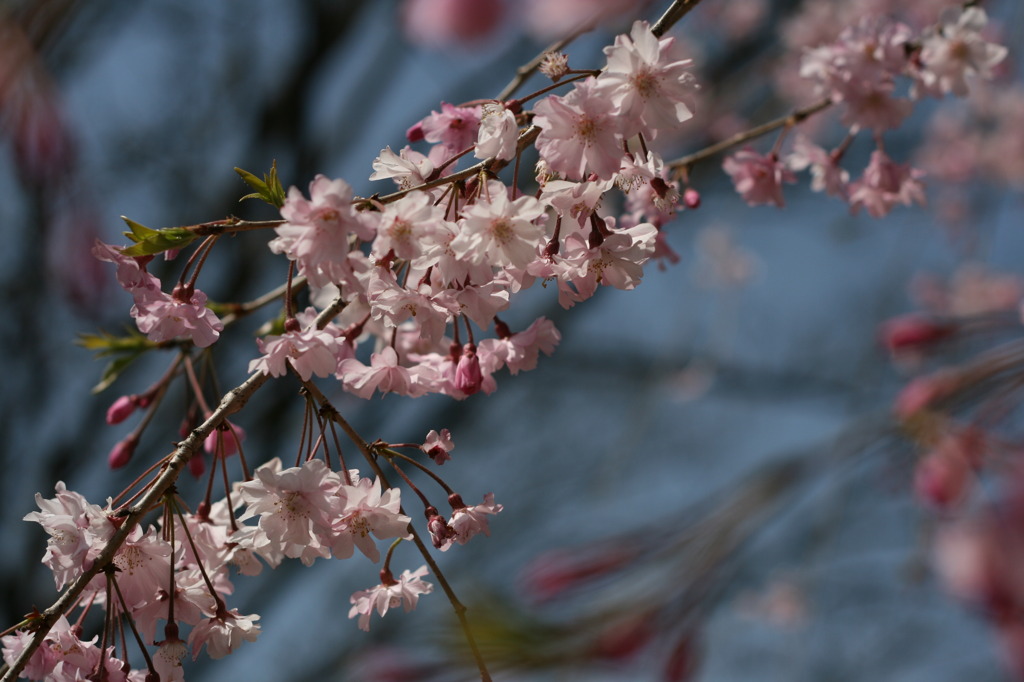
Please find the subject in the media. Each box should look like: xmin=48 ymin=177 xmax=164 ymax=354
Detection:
xmin=880 ymin=314 xmax=956 ymax=353
xmin=454 ymin=343 xmax=483 ymax=395
xmin=894 ymin=371 xmax=958 ymax=419
xmin=406 ymin=121 xmax=425 ymax=143
xmin=204 ymin=421 xmax=246 ymax=457
xmin=914 ymin=448 xmax=972 ymax=509
xmin=683 ymin=187 xmax=701 ymax=209
xmin=106 ymin=395 xmax=137 ymax=425
xmin=108 ymin=434 xmax=138 ymax=469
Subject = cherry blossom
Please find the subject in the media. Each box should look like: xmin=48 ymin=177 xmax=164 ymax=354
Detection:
xmin=328 ymin=476 xmax=411 ymax=562
xmin=451 ymin=180 xmax=546 ymax=269
xmin=24 ymin=482 xmax=114 ymax=590
xmin=439 ymin=493 xmax=503 ymax=551
xmin=421 ymin=428 xmax=454 ymax=464
xmin=348 ymin=566 xmax=433 ymax=631
xmin=598 ymin=20 xmax=696 ymax=139
xmin=417 ymin=102 xmax=481 ymax=152
xmin=474 ymin=102 xmax=519 ymax=162
xmin=370 ymin=145 xmax=435 ymax=190
xmin=848 ymin=148 xmax=926 ymax=218
xmin=132 ymin=285 xmax=224 ymax=348
xmin=723 ymin=149 xmax=796 ymax=208
xmin=917 ymin=7 xmax=1007 ymax=98
xmin=533 ymin=78 xmax=624 ymax=180
xmin=785 ymin=135 xmax=849 ymax=199
xmin=338 ymin=346 xmax=422 ymax=399
xmin=269 ymin=175 xmax=376 ymax=289
xmin=236 ymin=458 xmax=340 ymax=565
xmin=188 ymin=609 xmax=261 ymax=659
xmin=249 ymin=327 xmax=341 ymax=381
xmin=1 ymin=615 xmax=129 ymax=682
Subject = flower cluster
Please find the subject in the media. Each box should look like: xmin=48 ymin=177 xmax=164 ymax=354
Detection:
xmin=723 ymin=6 xmax=1004 ymax=214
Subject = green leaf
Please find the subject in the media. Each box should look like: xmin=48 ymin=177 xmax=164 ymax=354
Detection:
xmin=92 ymin=354 xmax=141 ymax=394
xmin=77 ymin=330 xmax=157 ymax=392
xmin=235 ymin=160 xmax=286 ymax=208
xmin=119 ymin=217 xmax=198 ymax=257
xmin=121 ymin=216 xmax=160 ymax=242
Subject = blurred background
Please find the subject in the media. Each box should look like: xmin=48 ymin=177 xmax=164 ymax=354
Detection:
xmin=1 ymin=0 xmax=1023 ymax=680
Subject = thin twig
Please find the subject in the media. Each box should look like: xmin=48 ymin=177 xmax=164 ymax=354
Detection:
xmin=667 ymin=97 xmax=834 ymax=172
xmin=651 ymin=0 xmax=707 ymax=38
xmin=495 ymin=28 xmax=590 ymax=102
xmin=298 ymin=379 xmax=494 ymax=682
xmin=219 ymin=276 xmax=308 ymax=327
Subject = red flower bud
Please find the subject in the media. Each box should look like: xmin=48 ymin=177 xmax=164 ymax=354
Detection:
xmin=880 ymin=314 xmax=956 ymax=353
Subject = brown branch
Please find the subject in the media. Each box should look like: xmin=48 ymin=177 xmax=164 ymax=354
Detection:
xmin=667 ymin=97 xmax=834 ymax=172
xmin=651 ymin=0 xmax=708 ymax=38
xmin=370 ymin=125 xmax=542 ymax=206
xmin=495 ymin=28 xmax=590 ymax=102
xmin=0 ymin=368 xmax=271 ymax=682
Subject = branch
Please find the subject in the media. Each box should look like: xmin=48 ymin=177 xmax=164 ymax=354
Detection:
xmin=370 ymin=125 xmax=542 ymax=205
xmin=651 ymin=0 xmax=707 ymax=38
xmin=1 ymin=369 xmax=271 ymax=682
xmin=495 ymin=28 xmax=589 ymax=102
xmin=667 ymin=97 xmax=834 ymax=171
xmin=0 ymin=295 xmax=355 ymax=682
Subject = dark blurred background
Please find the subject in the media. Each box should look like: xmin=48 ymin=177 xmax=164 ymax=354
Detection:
xmin=1 ymin=1 xmax=1022 ymax=680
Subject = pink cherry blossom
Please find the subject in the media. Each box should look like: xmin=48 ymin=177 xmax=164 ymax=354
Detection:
xmin=419 ymin=102 xmax=481 ymax=152
xmin=439 ymin=492 xmax=503 ymax=551
xmin=348 ymin=566 xmax=433 ymax=631
xmin=451 ymin=181 xmax=546 ymax=269
xmin=421 ymin=428 xmax=454 ymax=464
xmin=1 ymin=615 xmax=129 ymax=682
xmin=370 ymin=145 xmax=435 ymax=190
xmin=918 ymin=7 xmax=1007 ymax=98
xmin=204 ymin=421 xmax=246 ymax=457
xmin=329 ymin=476 xmax=411 ymax=562
xmin=236 ymin=458 xmax=340 ymax=565
xmin=533 ymin=78 xmax=624 ymax=180
xmin=785 ymin=135 xmax=849 ymax=199
xmin=338 ymin=347 xmax=421 ymax=399
xmin=108 ymin=434 xmax=137 ymax=469
xmin=92 ymin=239 xmax=161 ymax=299
xmin=493 ymin=316 xmax=561 ymax=375
xmin=474 ymin=102 xmax=519 ymax=162
xmin=848 ymin=149 xmax=925 ymax=218
xmin=188 ymin=609 xmax=261 ymax=660
xmin=132 ymin=285 xmax=224 ymax=348
xmin=249 ymin=327 xmax=341 ymax=381
xmin=453 ymin=343 xmax=484 ymax=395
xmin=371 ymin=191 xmax=446 ymax=262
xmin=722 ymin=149 xmax=795 ymax=208
xmin=401 ymin=0 xmax=504 ymax=50
xmin=598 ymin=20 xmax=696 ymax=139
xmin=269 ymin=175 xmax=376 ymax=289
xmin=24 ymin=482 xmax=114 ymax=590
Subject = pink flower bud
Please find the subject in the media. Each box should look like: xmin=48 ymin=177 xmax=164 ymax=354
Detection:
xmin=401 ymin=0 xmax=505 ymax=49
xmin=189 ymin=452 xmax=206 ymax=478
xmin=425 ymin=507 xmax=454 ymax=549
xmin=406 ymin=121 xmax=425 ymax=143
xmin=914 ymin=448 xmax=971 ymax=509
xmin=893 ymin=371 xmax=957 ymax=419
xmin=108 ymin=435 xmax=138 ymax=469
xmin=204 ymin=421 xmax=245 ymax=457
xmin=454 ymin=343 xmax=483 ymax=395
xmin=683 ymin=187 xmax=701 ymax=209
xmin=106 ymin=395 xmax=137 ymax=425
xmin=880 ymin=314 xmax=956 ymax=353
